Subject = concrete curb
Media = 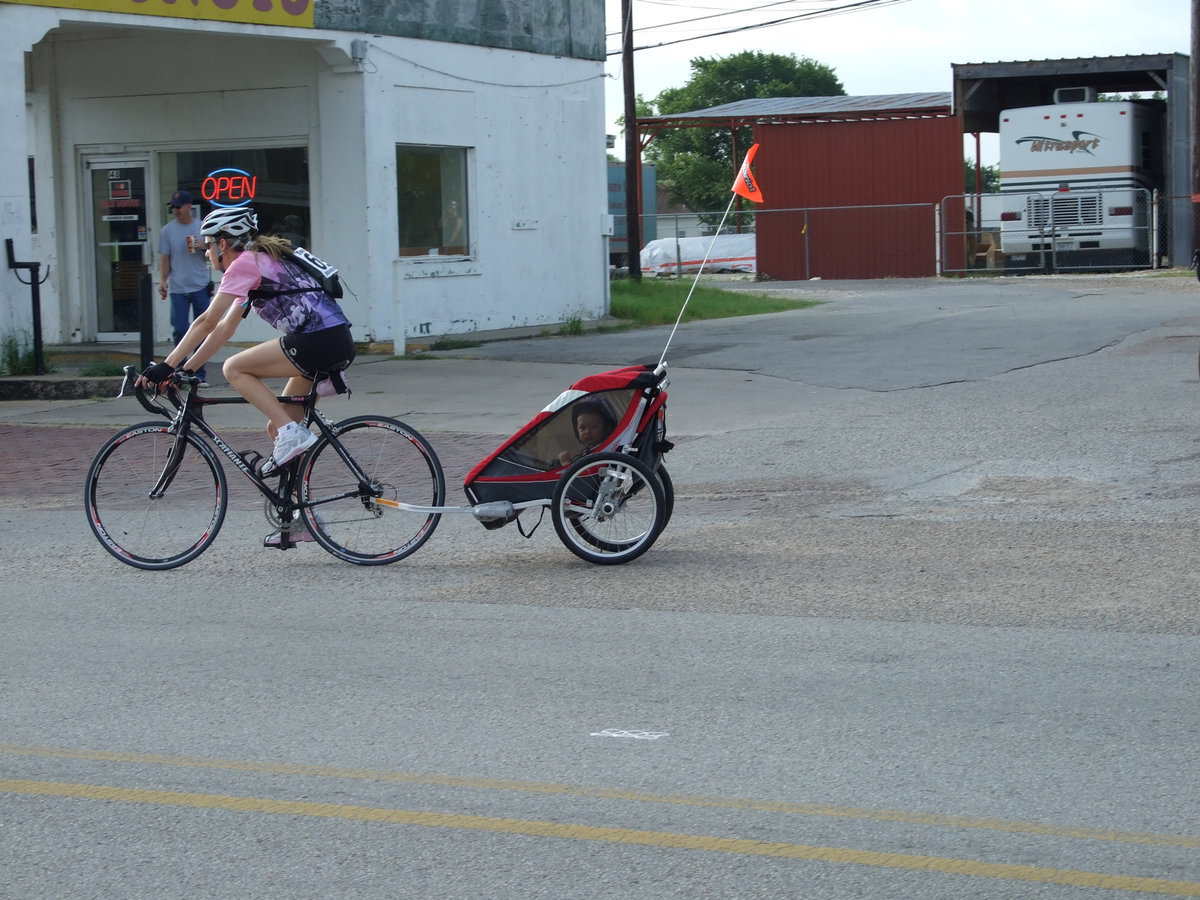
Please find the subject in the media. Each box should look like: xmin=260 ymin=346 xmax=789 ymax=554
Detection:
xmin=0 ymin=376 xmax=124 ymax=401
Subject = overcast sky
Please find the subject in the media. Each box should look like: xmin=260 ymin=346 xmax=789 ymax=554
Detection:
xmin=604 ymin=0 xmax=1191 ymax=164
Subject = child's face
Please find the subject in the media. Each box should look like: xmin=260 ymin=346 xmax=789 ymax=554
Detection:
xmin=575 ymin=411 xmax=609 ymax=447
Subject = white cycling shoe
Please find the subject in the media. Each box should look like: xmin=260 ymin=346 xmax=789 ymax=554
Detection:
xmin=261 ymin=422 xmax=318 ymax=477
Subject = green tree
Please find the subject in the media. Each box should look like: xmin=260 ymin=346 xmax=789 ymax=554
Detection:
xmin=1098 ymin=91 xmax=1165 ymax=101
xmin=964 ymin=158 xmax=1000 ymax=193
xmin=642 ymin=51 xmax=844 ymax=213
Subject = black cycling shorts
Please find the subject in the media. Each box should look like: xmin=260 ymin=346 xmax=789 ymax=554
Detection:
xmin=280 ymin=324 xmax=356 ymax=380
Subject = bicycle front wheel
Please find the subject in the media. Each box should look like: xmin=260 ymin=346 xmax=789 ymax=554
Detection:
xmin=299 ymin=416 xmax=445 ymax=565
xmin=84 ymin=423 xmax=228 ymax=570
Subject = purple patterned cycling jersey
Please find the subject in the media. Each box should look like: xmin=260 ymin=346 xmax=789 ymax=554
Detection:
xmin=220 ymin=250 xmax=350 ymax=334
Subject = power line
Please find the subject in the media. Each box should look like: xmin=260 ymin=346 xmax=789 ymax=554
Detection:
xmin=635 ymin=0 xmax=905 ymax=47
xmin=606 ymin=0 xmax=833 ymax=37
xmin=605 ymin=0 xmax=909 ymax=56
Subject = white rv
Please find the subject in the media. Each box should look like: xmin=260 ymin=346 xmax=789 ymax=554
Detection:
xmin=998 ymin=89 xmax=1163 ymax=270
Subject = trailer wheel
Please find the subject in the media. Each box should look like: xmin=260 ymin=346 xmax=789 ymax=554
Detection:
xmin=552 ymin=452 xmax=665 ymax=565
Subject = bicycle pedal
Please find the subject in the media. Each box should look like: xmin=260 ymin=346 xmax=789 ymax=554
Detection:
xmin=239 ymin=448 xmax=264 ymax=471
xmin=263 ymin=530 xmax=294 ymax=549
xmin=258 ymin=455 xmax=300 ymax=479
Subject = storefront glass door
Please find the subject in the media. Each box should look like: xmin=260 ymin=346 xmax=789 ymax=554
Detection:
xmin=89 ymin=160 xmax=150 ymax=339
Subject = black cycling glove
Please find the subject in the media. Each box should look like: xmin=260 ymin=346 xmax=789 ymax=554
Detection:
xmin=141 ymin=361 xmax=175 ymax=384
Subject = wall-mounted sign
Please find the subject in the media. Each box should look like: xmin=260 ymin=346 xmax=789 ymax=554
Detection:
xmin=9 ymin=0 xmax=312 ymax=28
xmin=202 ymin=168 xmax=258 ymax=208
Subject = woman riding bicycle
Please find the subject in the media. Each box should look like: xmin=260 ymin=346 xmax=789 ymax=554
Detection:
xmin=137 ymin=206 xmax=355 ymax=475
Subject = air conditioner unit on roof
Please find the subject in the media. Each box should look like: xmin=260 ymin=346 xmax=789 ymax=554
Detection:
xmin=1054 ymin=87 xmax=1097 ymax=104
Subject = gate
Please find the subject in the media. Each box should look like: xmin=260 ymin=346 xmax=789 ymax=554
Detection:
xmin=942 ymin=189 xmax=1157 ymax=275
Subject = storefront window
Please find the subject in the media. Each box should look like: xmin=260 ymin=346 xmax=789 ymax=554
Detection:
xmin=158 ymin=147 xmax=310 ymax=247
xmin=397 ymin=145 xmax=470 ymax=256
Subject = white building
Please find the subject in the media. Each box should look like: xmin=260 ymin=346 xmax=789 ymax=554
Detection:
xmin=0 ymin=0 xmax=608 ymax=350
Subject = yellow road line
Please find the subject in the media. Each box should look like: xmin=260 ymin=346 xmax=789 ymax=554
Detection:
xmin=1 ymin=742 xmax=1195 ymax=850
xmin=2 ymin=777 xmax=1199 ymax=896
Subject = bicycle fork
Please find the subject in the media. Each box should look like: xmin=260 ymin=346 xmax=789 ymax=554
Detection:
xmin=148 ymin=424 xmax=192 ymax=499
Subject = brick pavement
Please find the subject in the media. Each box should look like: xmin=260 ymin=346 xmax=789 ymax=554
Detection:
xmin=0 ymin=423 xmax=509 ymax=507
xmin=2 ymin=424 xmax=120 ymax=506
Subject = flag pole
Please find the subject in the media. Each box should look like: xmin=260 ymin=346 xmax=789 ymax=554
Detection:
xmin=657 ymin=143 xmax=762 ymax=369
xmin=656 ymin=192 xmax=739 ymax=368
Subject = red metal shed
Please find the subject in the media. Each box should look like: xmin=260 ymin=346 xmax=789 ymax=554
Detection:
xmin=639 ymin=93 xmax=965 ymax=279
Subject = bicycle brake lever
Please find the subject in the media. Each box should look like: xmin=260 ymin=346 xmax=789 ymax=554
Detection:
xmin=116 ymin=365 xmax=137 ymax=399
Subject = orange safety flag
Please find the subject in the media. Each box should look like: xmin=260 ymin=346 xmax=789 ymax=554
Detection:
xmin=731 ymin=143 xmax=764 ymax=203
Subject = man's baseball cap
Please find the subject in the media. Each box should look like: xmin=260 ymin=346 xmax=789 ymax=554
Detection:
xmin=169 ymin=190 xmax=193 ymax=208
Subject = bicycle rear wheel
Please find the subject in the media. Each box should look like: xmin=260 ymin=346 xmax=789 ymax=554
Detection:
xmin=299 ymin=416 xmax=445 ymax=564
xmin=84 ymin=423 xmax=228 ymax=570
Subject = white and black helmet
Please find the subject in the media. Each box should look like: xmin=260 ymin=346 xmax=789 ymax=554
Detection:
xmin=201 ymin=207 xmax=258 ymax=245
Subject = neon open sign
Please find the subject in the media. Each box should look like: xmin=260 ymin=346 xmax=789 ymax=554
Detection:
xmin=202 ymin=168 xmax=258 ymax=208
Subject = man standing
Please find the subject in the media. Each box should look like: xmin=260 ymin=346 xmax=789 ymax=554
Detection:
xmin=158 ymin=190 xmax=211 ymax=382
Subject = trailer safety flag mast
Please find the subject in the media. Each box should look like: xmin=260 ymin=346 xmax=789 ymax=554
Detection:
xmin=657 ymin=143 xmax=764 ymax=367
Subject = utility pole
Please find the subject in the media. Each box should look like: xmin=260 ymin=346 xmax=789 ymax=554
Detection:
xmin=1192 ymin=0 xmax=1200 ymax=266
xmin=621 ymin=0 xmax=642 ymax=281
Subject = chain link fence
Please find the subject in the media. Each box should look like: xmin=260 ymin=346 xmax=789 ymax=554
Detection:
xmin=623 ymin=205 xmax=938 ymax=280
xmin=942 ymin=189 xmax=1170 ymax=274
xmin=615 ymin=192 xmax=1194 ymax=280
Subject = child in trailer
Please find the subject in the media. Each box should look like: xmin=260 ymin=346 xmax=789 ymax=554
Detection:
xmin=557 ymin=400 xmax=618 ymax=467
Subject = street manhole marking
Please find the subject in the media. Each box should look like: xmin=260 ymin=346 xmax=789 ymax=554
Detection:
xmin=590 ymin=729 xmax=669 ymax=741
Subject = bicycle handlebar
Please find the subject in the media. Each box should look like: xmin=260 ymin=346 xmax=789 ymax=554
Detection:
xmin=119 ymin=365 xmax=187 ymax=419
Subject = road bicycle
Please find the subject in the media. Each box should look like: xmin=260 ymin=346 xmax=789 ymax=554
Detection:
xmin=84 ymin=367 xmax=445 ymax=570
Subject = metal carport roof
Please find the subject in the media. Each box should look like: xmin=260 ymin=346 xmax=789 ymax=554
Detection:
xmin=637 ymin=92 xmax=954 ymax=141
xmin=952 ymin=53 xmax=1188 ymax=133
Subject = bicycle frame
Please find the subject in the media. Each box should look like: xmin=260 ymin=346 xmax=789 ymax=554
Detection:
xmin=124 ymin=369 xmax=372 ymax=527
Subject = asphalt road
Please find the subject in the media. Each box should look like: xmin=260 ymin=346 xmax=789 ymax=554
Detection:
xmin=2 ymin=273 xmax=1199 ymax=898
